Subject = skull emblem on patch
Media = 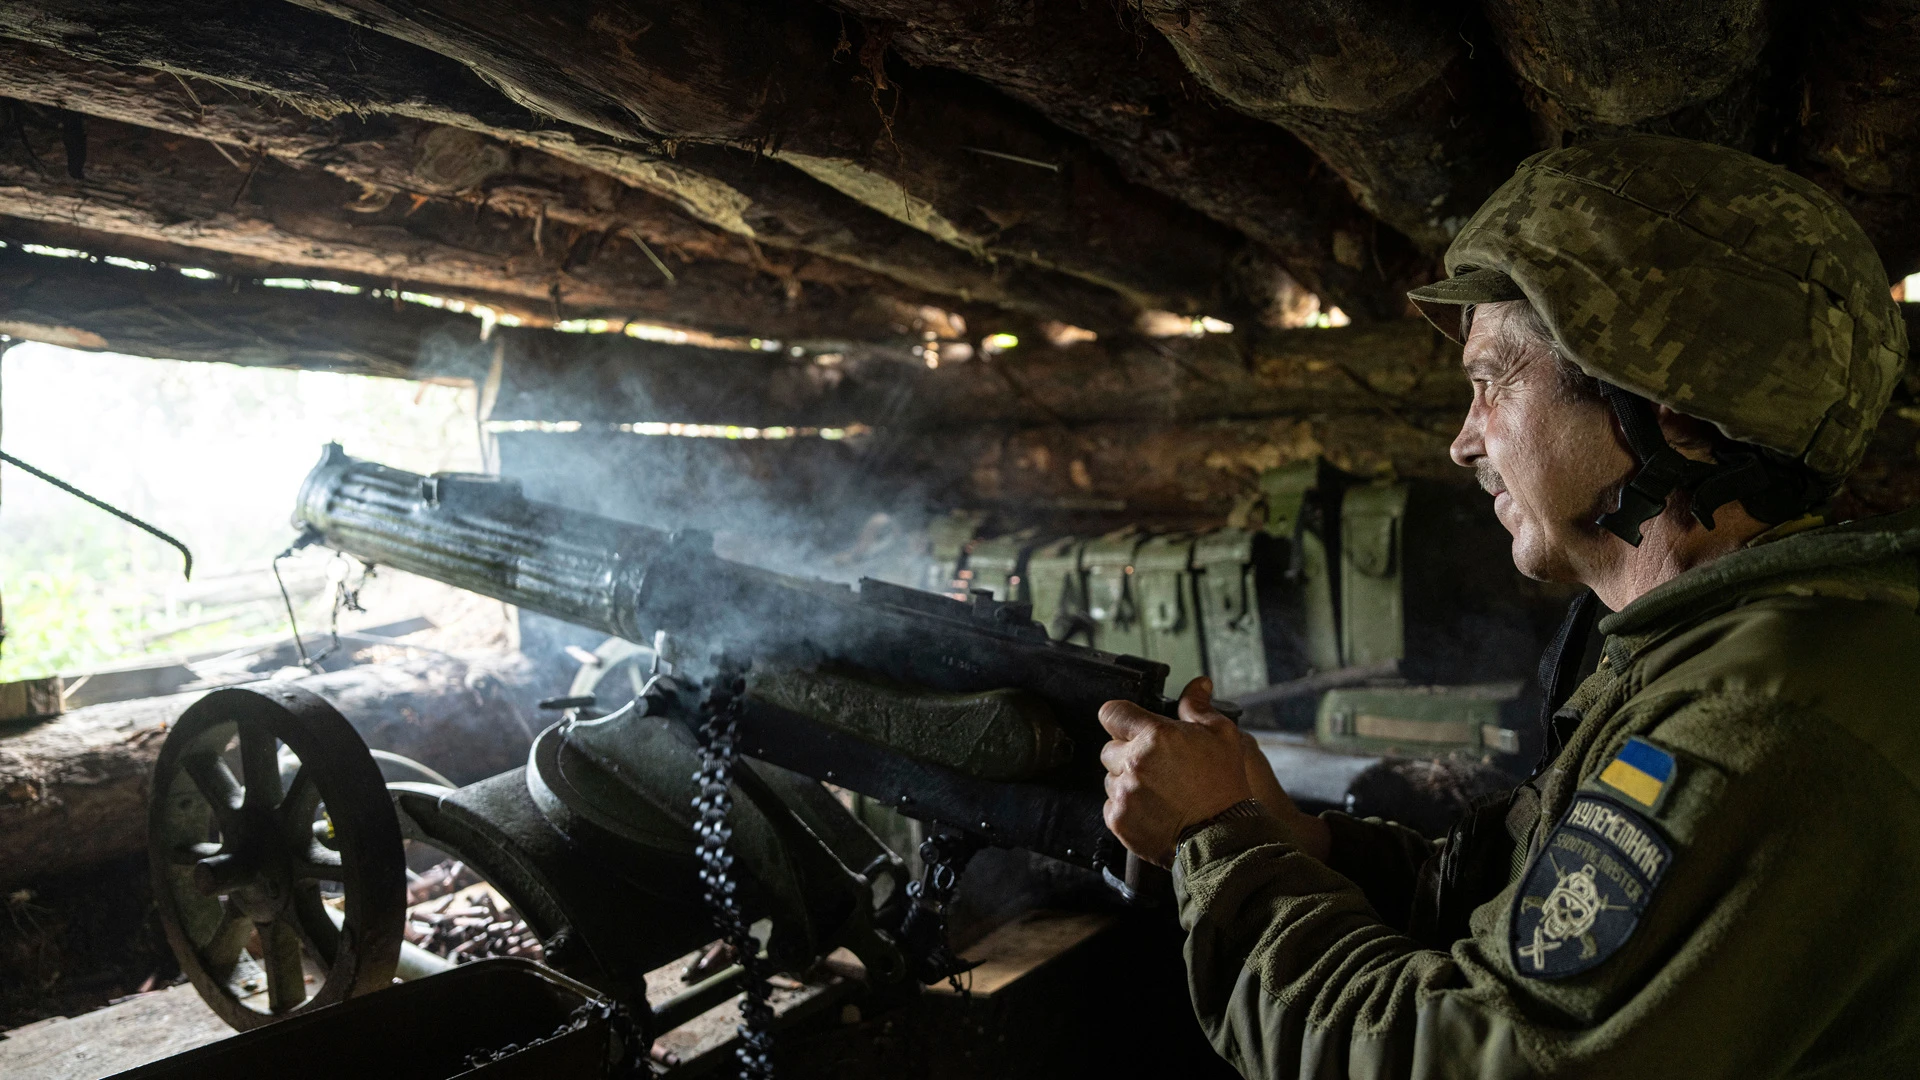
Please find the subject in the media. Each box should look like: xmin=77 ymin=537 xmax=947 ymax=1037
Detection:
xmin=1511 ymin=795 xmax=1671 ymax=979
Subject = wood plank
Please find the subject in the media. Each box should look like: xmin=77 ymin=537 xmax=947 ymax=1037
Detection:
xmin=0 ymin=982 xmax=231 ymax=1080
xmin=0 ymin=678 xmax=63 ymax=723
xmin=928 ymin=909 xmax=1117 ymax=998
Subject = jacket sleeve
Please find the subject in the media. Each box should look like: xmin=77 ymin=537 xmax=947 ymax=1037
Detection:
xmin=1175 ymin=700 xmax=1920 ymax=1080
xmin=1318 ymin=812 xmax=1439 ymax=932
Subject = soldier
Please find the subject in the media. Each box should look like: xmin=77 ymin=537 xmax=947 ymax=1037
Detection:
xmin=1099 ymin=135 xmax=1918 ymax=1076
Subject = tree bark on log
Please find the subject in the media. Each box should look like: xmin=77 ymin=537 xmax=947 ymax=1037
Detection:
xmin=1796 ymin=0 xmax=1920 ymax=281
xmin=489 ymin=327 xmax=869 ymax=429
xmin=0 ymin=231 xmax=1468 ymax=430
xmin=1136 ymin=0 xmax=1533 ymax=254
xmin=0 ymin=656 xmax=538 ymax=886
xmin=877 ymin=410 xmax=1920 ymax=524
xmin=0 ymin=41 xmax=929 ymax=308
xmin=283 ymin=0 xmax=1288 ymax=320
xmin=0 ymin=240 xmax=486 ymax=378
xmin=0 ymin=238 xmax=887 ymax=427
xmin=0 ymin=110 xmax=927 ymax=343
xmin=489 ymin=320 xmax=1471 ymax=430
xmin=0 ymin=42 xmax=1080 ymax=331
xmin=827 ymin=0 xmax=1419 ymax=321
xmin=0 ymin=8 xmax=1135 ymax=335
xmin=878 ymin=412 xmax=1460 ymax=519
xmin=894 ymin=322 xmax=1469 ymax=428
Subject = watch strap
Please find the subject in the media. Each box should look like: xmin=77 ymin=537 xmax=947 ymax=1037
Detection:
xmin=1176 ymin=798 xmax=1268 ymax=848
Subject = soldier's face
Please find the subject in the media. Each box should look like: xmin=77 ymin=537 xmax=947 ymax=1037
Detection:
xmin=1450 ymin=303 xmax=1634 ymax=582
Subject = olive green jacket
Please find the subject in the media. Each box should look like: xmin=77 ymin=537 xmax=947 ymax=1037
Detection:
xmin=1176 ymin=509 xmax=1920 ymax=1078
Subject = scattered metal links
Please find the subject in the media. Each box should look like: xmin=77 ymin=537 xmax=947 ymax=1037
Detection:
xmin=403 ymin=877 xmax=543 ymax=964
xmin=898 ymin=826 xmax=983 ymax=992
xmin=463 ymin=998 xmax=641 ymax=1074
xmin=691 ymin=664 xmax=776 ymax=1080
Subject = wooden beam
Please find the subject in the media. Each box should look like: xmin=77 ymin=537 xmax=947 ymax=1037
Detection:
xmin=0 ymin=1 xmax=1136 ymax=335
xmin=488 ymin=325 xmax=853 ymax=428
xmin=1481 ymin=0 xmax=1780 ymax=149
xmin=495 ymin=377 xmax=1920 ymax=537
xmin=878 ymin=412 xmax=1461 ymax=520
xmin=1136 ymin=0 xmax=1534 ymax=255
xmin=485 ymin=412 xmax=1459 ymax=552
xmin=0 ymin=41 xmax=1118 ymax=338
xmin=493 ymin=319 xmax=1470 ymax=431
xmin=0 ymin=110 xmax=922 ymax=342
xmin=0 ymin=237 xmax=484 ymax=377
xmin=0 ymin=42 xmax=903 ymax=302
xmin=634 ymin=143 xmax=1138 ymax=335
xmin=283 ymin=0 xmax=1287 ymax=320
xmin=0 ymin=230 xmax=893 ymax=435
xmin=0 ymin=215 xmax=560 ymax=328
xmin=1796 ymin=0 xmax=1920 ymax=281
xmin=888 ymin=321 xmax=1467 ymax=429
xmin=827 ymin=0 xmax=1422 ymax=322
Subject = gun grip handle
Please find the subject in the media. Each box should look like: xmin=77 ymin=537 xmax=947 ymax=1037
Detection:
xmin=1124 ymin=851 xmax=1171 ymax=905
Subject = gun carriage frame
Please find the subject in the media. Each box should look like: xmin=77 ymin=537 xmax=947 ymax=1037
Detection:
xmin=149 ymin=445 xmax=1186 ymax=1044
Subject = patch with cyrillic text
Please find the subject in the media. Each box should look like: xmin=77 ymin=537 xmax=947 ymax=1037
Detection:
xmin=1509 ymin=794 xmax=1670 ymax=980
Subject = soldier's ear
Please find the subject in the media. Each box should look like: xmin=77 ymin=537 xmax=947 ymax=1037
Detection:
xmin=1652 ymin=405 xmax=1719 ymax=458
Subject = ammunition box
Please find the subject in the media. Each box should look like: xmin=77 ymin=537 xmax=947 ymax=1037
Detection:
xmin=1080 ymin=531 xmax=1145 ymax=658
xmin=1025 ymin=537 xmax=1092 ymax=645
xmin=1132 ymin=533 xmax=1204 ymax=692
xmin=965 ymin=532 xmax=1032 ymax=603
xmin=923 ymin=510 xmax=984 ymax=598
xmin=1315 ymin=683 xmax=1524 ymax=757
xmin=1339 ymin=481 xmax=1410 ymax=669
xmin=1192 ymin=529 xmax=1267 ymax=699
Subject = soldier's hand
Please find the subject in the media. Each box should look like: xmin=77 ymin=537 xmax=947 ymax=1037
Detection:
xmin=1237 ymin=728 xmax=1332 ymax=862
xmin=1099 ymin=677 xmax=1252 ymax=868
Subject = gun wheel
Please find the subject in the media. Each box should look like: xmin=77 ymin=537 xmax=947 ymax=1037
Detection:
xmin=148 ymin=686 xmax=406 ymax=1030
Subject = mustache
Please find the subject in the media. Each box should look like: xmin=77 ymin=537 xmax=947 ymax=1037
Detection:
xmin=1475 ymin=460 xmax=1505 ymax=495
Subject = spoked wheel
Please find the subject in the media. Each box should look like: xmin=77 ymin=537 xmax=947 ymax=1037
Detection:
xmin=148 ymin=685 xmax=406 ymax=1029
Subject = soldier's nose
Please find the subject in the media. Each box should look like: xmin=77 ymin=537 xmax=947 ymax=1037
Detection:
xmin=1450 ymin=415 xmax=1485 ymax=468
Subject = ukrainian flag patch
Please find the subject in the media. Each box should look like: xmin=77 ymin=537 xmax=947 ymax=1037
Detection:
xmin=1597 ymin=737 xmax=1674 ymax=810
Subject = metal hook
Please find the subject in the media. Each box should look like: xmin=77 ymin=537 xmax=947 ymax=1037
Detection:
xmin=0 ymin=449 xmax=194 ymax=579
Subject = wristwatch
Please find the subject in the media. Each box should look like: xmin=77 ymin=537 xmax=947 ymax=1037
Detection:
xmin=1176 ymin=798 xmax=1269 ymax=848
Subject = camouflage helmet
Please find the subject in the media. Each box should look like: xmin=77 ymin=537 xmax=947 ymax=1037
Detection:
xmin=1408 ymin=134 xmax=1907 ymax=488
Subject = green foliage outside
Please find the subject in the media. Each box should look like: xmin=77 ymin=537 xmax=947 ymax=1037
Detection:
xmin=0 ymin=343 xmax=482 ymax=682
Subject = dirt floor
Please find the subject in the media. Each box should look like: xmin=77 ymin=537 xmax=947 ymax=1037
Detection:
xmin=0 ymin=854 xmax=180 ymax=1033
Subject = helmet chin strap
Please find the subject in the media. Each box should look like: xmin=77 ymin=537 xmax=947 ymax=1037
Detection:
xmin=1593 ymin=383 xmax=1784 ymax=546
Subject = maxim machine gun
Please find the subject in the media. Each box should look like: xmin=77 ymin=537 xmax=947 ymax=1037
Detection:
xmin=145 ymin=445 xmax=1204 ymax=1050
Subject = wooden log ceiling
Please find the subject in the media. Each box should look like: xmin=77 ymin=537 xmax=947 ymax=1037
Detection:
xmin=3 ymin=0 xmax=1909 ymax=326
xmin=0 ymin=0 xmax=1912 ymax=515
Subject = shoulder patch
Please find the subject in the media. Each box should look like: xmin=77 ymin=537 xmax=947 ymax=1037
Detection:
xmin=1509 ymin=794 xmax=1671 ymax=979
xmin=1596 ymin=736 xmax=1675 ymax=811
